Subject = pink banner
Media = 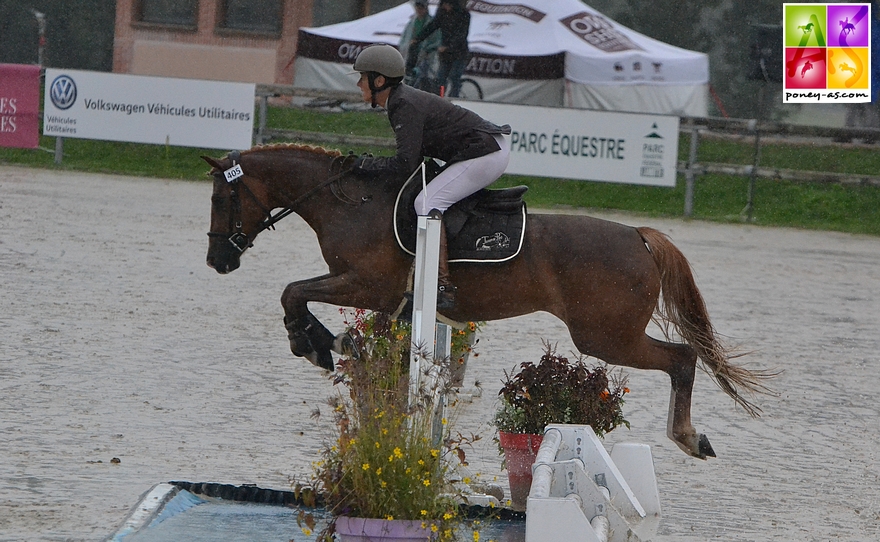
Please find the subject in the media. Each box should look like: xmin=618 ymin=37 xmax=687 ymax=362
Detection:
xmin=0 ymin=63 xmax=42 ymax=149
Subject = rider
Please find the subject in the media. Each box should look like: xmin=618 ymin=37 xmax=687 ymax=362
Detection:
xmin=350 ymin=44 xmax=511 ymax=310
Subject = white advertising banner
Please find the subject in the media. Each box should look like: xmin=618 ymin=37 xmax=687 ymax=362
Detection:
xmin=43 ymin=69 xmax=254 ymax=150
xmin=454 ymin=100 xmax=680 ymax=187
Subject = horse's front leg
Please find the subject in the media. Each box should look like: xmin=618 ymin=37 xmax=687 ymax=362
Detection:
xmin=280 ymin=273 xmax=374 ymax=370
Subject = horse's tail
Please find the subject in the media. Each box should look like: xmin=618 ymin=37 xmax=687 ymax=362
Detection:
xmin=637 ymin=227 xmax=776 ymax=417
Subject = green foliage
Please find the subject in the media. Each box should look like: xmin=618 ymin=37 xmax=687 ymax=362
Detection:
xmin=493 ymin=343 xmax=630 ymax=437
xmin=0 ymin=136 xmax=219 ymax=180
xmin=313 ymin=309 xmax=471 ymax=539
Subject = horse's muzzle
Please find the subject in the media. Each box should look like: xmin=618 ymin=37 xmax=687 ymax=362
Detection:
xmin=206 ymin=251 xmax=241 ymax=274
xmin=207 ymin=233 xmax=245 ymax=274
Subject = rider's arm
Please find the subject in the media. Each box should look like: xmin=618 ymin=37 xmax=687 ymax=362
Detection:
xmin=353 ymin=94 xmax=425 ymax=177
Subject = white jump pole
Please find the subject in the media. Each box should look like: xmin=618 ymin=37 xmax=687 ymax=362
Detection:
xmin=409 ymin=212 xmax=442 ymax=403
xmin=408 ymin=163 xmax=454 ymax=444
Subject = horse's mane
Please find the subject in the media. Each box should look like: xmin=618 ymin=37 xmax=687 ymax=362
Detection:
xmin=242 ymin=142 xmax=343 ymax=158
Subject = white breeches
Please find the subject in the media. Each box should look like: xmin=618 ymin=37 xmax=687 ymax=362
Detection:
xmin=414 ymin=134 xmax=510 ymax=215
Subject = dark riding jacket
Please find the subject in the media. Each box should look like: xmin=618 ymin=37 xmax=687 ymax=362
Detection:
xmin=355 ymin=83 xmax=509 ymax=177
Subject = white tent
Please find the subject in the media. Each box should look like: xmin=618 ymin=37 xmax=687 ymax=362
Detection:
xmin=292 ymin=0 xmax=708 ymax=116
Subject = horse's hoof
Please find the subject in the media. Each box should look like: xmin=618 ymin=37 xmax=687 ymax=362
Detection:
xmin=315 ymin=348 xmax=335 ymax=371
xmin=672 ymin=430 xmax=716 ymax=460
xmin=288 ymin=331 xmax=314 ymax=358
xmin=334 ymin=332 xmax=359 ymax=360
xmin=698 ymin=434 xmax=716 ymax=459
xmin=302 ymin=347 xmax=335 ymax=372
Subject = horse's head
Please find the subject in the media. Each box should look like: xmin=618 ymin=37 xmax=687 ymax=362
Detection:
xmin=202 ymin=152 xmax=274 ymax=274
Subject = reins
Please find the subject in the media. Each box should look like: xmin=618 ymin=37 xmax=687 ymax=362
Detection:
xmin=209 ymin=151 xmax=356 ymax=253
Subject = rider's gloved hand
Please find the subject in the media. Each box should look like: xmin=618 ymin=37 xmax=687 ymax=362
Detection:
xmin=351 ymin=154 xmax=379 ymax=177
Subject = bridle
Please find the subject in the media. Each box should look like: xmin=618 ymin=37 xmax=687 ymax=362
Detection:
xmin=207 ymin=151 xmax=359 ymax=253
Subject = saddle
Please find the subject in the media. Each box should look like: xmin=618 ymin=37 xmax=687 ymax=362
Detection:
xmin=393 ymin=161 xmax=528 ymax=263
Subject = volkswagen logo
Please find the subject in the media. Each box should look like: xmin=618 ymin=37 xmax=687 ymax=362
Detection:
xmin=50 ymin=75 xmax=77 ymax=110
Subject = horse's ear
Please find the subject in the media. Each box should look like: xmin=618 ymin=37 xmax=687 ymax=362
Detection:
xmin=201 ymin=155 xmax=224 ymax=170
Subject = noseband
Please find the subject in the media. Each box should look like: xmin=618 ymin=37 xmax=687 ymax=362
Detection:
xmin=207 ymin=150 xmax=357 ymax=253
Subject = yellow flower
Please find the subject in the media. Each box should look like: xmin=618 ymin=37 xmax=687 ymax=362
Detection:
xmin=376 ymin=467 xmax=382 ymax=475
xmin=349 ymin=438 xmax=357 ymax=445
xmin=375 ymin=441 xmax=380 ymax=449
xmin=406 ymin=468 xmax=412 ymax=474
xmin=381 ymin=428 xmax=388 ymax=435
xmin=418 ymin=459 xmax=425 ymax=466
xmin=430 ymin=449 xmax=439 ymax=458
xmin=443 ymin=512 xmax=453 ymax=520
xmin=421 ymin=510 xmax=428 ymax=516
xmin=423 ymin=479 xmax=431 ymax=486
xmin=386 ymin=515 xmax=394 ymax=521
xmin=473 ymin=531 xmax=480 ymax=541
xmin=441 ymin=417 xmax=448 ymax=425
xmin=362 ymin=463 xmax=370 ymax=471
xmin=422 ymin=522 xmax=428 ymax=529
xmin=431 ymin=524 xmax=439 ymax=532
xmin=380 ymin=480 xmax=387 ymax=488
xmin=463 ymin=477 xmax=471 ymax=484
xmin=302 ymin=528 xmax=312 ymax=536
xmin=393 ymin=447 xmax=403 ymax=458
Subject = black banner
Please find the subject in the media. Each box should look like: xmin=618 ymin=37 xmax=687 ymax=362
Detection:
xmin=296 ymin=30 xmax=565 ymax=80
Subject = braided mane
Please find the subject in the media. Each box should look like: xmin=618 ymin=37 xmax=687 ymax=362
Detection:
xmin=242 ymin=142 xmax=343 ymax=158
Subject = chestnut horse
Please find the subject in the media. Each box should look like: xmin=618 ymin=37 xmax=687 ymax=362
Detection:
xmin=203 ymin=143 xmax=772 ymax=459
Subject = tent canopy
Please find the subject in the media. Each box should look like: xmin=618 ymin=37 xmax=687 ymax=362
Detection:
xmin=293 ymin=0 xmax=708 ymax=116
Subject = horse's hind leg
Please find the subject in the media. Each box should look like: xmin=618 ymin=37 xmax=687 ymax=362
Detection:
xmin=658 ymin=339 xmax=716 ymax=459
xmin=571 ymin=327 xmax=715 ymax=459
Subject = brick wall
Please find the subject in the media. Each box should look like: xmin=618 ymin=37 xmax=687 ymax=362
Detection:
xmin=113 ymin=0 xmax=314 ymax=84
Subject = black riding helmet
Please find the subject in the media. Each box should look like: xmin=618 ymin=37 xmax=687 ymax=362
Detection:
xmin=353 ymin=44 xmax=406 ymax=107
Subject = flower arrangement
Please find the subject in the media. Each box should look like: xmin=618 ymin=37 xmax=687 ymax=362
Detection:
xmin=493 ymin=342 xmax=630 ymax=437
xmin=311 ymin=309 xmax=480 ymax=541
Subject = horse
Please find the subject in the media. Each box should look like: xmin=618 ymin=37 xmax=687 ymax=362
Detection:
xmin=840 ymin=62 xmax=857 ymax=75
xmin=202 ymin=143 xmax=774 ymax=460
xmin=801 ymin=60 xmax=813 ymax=78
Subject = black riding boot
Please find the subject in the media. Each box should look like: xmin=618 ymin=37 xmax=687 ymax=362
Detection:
xmin=436 ymin=213 xmax=456 ymax=310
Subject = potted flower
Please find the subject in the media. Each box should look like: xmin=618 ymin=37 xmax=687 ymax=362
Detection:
xmin=312 ymin=310 xmax=477 ymax=541
xmin=492 ymin=342 xmax=630 ymax=511
xmin=339 ymin=309 xmax=482 ymax=389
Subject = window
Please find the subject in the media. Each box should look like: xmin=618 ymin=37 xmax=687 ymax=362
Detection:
xmin=218 ymin=0 xmax=283 ymax=35
xmin=311 ymin=0 xmax=399 ymax=28
xmin=135 ymin=0 xmax=198 ymax=27
xmin=312 ymin=0 xmax=363 ymax=27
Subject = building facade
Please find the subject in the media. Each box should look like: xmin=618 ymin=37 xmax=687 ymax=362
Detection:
xmin=112 ymin=0 xmax=402 ymax=84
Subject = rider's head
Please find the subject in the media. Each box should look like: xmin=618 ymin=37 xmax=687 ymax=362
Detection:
xmin=353 ymin=44 xmax=405 ymax=108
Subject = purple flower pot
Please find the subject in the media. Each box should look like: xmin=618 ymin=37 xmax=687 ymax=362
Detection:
xmin=335 ymin=516 xmax=436 ymax=542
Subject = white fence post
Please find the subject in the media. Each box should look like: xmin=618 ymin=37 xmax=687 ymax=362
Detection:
xmin=409 ymin=213 xmax=441 ymax=405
